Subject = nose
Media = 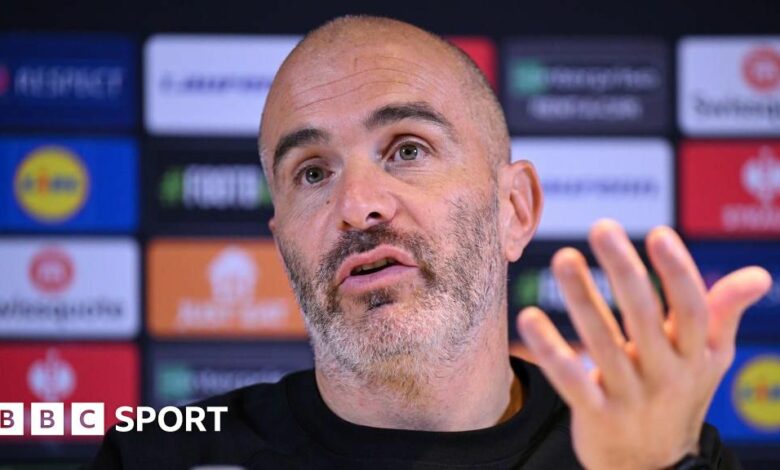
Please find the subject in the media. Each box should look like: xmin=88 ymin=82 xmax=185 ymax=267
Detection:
xmin=335 ymin=160 xmax=397 ymax=231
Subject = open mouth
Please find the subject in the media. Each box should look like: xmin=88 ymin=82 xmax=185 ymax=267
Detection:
xmin=335 ymin=245 xmax=419 ymax=291
xmin=349 ymin=257 xmax=399 ymax=276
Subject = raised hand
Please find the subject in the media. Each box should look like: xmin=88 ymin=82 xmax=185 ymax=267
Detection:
xmin=517 ymin=219 xmax=771 ymax=470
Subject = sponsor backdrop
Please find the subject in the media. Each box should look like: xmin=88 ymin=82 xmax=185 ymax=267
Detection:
xmin=1 ymin=3 xmax=779 ymax=465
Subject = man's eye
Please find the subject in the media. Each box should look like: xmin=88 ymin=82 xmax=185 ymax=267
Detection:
xmin=302 ymin=166 xmax=327 ymax=184
xmin=395 ymin=143 xmax=421 ymax=161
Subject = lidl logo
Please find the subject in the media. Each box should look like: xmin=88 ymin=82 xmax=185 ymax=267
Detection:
xmin=13 ymin=146 xmax=89 ymax=223
xmin=733 ymin=355 xmax=780 ymax=430
xmin=742 ymin=47 xmax=780 ymax=93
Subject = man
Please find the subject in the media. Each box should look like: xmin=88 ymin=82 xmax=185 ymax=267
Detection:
xmin=90 ymin=16 xmax=771 ymax=469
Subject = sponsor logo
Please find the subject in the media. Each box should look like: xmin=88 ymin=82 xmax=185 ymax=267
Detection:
xmin=159 ymin=164 xmax=271 ymax=210
xmin=741 ymin=146 xmax=780 ymax=204
xmin=0 ymin=344 xmax=138 ymax=439
xmin=733 ymin=355 xmax=780 ymax=430
xmin=159 ymin=73 xmax=271 ymax=94
xmin=27 ymin=349 xmax=76 ymax=403
xmin=157 ymin=363 xmax=289 ymax=405
xmin=503 ymin=39 xmax=668 ymax=133
xmin=147 ymin=141 xmax=273 ymax=234
xmin=509 ymin=60 xmax=660 ymax=121
xmin=13 ymin=65 xmax=124 ymax=101
xmin=13 ymin=146 xmax=89 ymax=223
xmin=679 ymin=38 xmax=780 ymax=135
xmin=147 ymin=240 xmax=305 ymax=337
xmin=743 ymin=47 xmax=780 ymax=93
xmin=144 ymin=35 xmax=299 ymax=135
xmin=0 ymin=239 xmax=139 ymax=338
xmin=511 ymin=138 xmax=672 ymax=238
xmin=726 ymin=146 xmax=780 ymax=229
xmin=681 ymin=142 xmax=780 ymax=236
xmin=722 ymin=146 xmax=780 ymax=231
xmin=29 ymin=249 xmax=74 ymax=294
xmin=0 ymin=137 xmax=138 ymax=231
xmin=148 ymin=343 xmax=313 ymax=407
xmin=0 ymin=34 xmax=135 ymax=129
xmin=0 ymin=403 xmax=226 ymax=435
xmin=510 ymin=61 xmax=660 ymax=95
xmin=179 ymin=246 xmax=284 ymax=328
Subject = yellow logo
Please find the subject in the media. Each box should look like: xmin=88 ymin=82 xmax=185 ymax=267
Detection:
xmin=14 ymin=146 xmax=89 ymax=222
xmin=733 ymin=355 xmax=780 ymax=430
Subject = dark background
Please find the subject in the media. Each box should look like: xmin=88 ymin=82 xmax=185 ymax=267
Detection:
xmin=3 ymin=0 xmax=780 ymax=36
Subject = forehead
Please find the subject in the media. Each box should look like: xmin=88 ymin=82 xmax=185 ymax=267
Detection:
xmin=261 ymin=40 xmax=465 ymax=155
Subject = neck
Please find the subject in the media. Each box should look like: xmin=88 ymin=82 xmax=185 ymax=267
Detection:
xmin=314 ymin=311 xmax=522 ymax=432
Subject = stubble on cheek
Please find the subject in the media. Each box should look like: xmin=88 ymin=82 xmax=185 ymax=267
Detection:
xmin=275 ymin=224 xmax=437 ymax=333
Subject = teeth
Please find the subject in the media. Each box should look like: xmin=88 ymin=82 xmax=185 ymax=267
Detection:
xmin=352 ymin=258 xmax=395 ymax=275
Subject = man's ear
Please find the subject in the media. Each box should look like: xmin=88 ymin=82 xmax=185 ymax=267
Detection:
xmin=498 ymin=159 xmax=542 ymax=262
xmin=268 ymin=216 xmax=277 ymax=235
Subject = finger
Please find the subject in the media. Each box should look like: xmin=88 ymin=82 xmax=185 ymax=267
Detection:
xmin=707 ymin=266 xmax=772 ymax=353
xmin=646 ymin=226 xmax=708 ymax=358
xmin=518 ymin=307 xmax=604 ymax=411
xmin=589 ymin=220 xmax=675 ymax=375
xmin=552 ymin=247 xmax=640 ymax=399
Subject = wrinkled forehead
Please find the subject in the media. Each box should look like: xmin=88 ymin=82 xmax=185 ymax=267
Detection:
xmin=260 ymin=38 xmax=465 ymax=166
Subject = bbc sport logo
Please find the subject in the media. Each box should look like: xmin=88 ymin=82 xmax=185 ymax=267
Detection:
xmin=0 ymin=403 xmax=228 ymax=435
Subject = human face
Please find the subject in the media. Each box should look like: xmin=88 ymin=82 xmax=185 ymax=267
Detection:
xmin=263 ymin=41 xmax=505 ymax=376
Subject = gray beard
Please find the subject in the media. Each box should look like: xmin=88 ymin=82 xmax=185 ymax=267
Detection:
xmin=276 ymin=192 xmax=505 ymax=394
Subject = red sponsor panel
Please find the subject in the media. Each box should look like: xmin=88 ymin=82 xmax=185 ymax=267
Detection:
xmin=0 ymin=343 xmax=138 ymax=441
xmin=447 ymin=36 xmax=497 ymax=90
xmin=680 ymin=141 xmax=780 ymax=237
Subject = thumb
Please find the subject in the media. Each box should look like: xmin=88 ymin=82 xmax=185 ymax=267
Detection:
xmin=707 ymin=266 xmax=772 ymax=353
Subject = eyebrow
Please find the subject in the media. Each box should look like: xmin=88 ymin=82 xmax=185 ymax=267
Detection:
xmin=272 ymin=127 xmax=330 ymax=177
xmin=363 ymin=101 xmax=456 ymax=140
xmin=272 ymin=101 xmax=456 ymax=178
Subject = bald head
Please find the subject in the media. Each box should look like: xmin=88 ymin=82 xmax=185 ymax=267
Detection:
xmin=259 ymin=16 xmax=510 ymax=186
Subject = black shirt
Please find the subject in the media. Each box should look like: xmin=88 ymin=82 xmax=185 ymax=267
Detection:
xmin=88 ymin=357 xmax=739 ymax=469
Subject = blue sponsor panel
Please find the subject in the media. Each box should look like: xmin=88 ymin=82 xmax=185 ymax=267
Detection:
xmin=0 ymin=137 xmax=138 ymax=232
xmin=689 ymin=242 xmax=780 ymax=340
xmin=0 ymin=33 xmax=136 ymax=129
xmin=706 ymin=345 xmax=780 ymax=443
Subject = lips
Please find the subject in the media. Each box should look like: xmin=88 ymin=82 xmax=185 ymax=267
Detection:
xmin=335 ymin=245 xmax=418 ymax=289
